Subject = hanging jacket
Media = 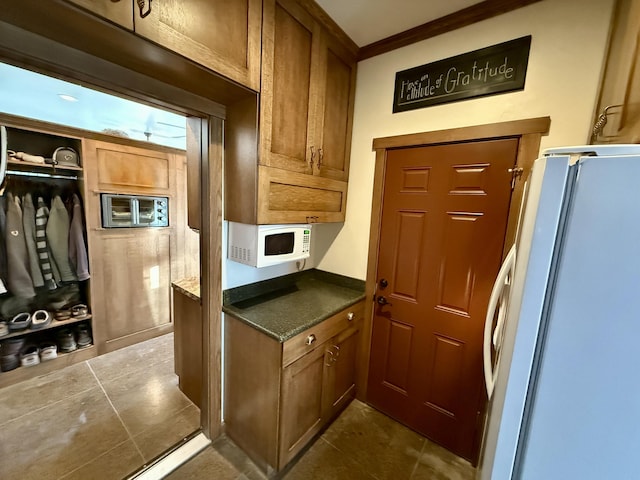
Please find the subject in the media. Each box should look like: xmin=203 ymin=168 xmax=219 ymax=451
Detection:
xmin=47 ymin=195 xmax=77 ymax=283
xmin=35 ymin=196 xmax=58 ymax=290
xmin=22 ymin=193 xmax=45 ymax=288
xmin=68 ymin=194 xmax=90 ymax=281
xmin=6 ymin=193 xmax=35 ymax=297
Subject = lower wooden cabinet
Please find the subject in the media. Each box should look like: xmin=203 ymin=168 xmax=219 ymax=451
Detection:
xmin=172 ymin=285 xmax=202 ymax=407
xmin=224 ymin=300 xmax=364 ymax=472
xmin=90 ymin=229 xmax=173 ymax=353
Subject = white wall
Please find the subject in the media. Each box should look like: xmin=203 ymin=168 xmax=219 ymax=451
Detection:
xmin=316 ymin=0 xmax=616 ymax=280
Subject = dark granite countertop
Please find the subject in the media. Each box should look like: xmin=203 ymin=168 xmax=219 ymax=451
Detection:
xmin=222 ymin=269 xmax=366 ymax=342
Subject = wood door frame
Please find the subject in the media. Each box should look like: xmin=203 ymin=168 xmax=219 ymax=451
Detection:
xmin=357 ymin=117 xmax=551 ymax=403
xmin=0 ymin=1 xmax=255 ymax=441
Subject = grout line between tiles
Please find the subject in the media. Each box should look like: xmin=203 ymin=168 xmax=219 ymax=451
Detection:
xmin=409 ymin=438 xmax=427 ymax=480
xmin=56 ymin=437 xmax=144 ymax=480
xmin=317 ymin=438 xmax=379 ymax=480
xmin=87 ymin=361 xmax=145 ymax=459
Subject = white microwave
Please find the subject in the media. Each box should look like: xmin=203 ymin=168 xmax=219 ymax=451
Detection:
xmin=228 ymin=222 xmax=311 ymax=268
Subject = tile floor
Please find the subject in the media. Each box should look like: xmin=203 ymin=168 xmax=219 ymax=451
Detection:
xmin=0 ymin=333 xmax=200 ymax=480
xmin=170 ymin=400 xmax=475 ymax=480
xmin=1 ymin=332 xmax=476 ymax=480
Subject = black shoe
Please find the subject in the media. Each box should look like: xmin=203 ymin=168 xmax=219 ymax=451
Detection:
xmin=56 ymin=328 xmax=77 ymax=353
xmin=75 ymin=323 xmax=93 ymax=348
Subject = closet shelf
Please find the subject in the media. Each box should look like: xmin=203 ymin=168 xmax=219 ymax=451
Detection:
xmin=0 ymin=344 xmax=97 ymax=388
xmin=7 ymin=158 xmax=83 ymax=173
xmin=0 ymin=314 xmax=92 ymax=341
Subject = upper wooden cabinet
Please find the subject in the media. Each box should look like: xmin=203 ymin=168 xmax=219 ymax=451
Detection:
xmin=592 ymin=0 xmax=640 ymax=144
xmin=66 ymin=0 xmax=262 ymax=91
xmin=226 ymin=0 xmax=357 ymax=224
xmin=66 ymin=0 xmax=134 ymax=29
xmin=260 ymin=0 xmax=356 ymax=182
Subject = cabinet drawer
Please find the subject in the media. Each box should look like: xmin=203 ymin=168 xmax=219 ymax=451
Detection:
xmin=257 ymin=166 xmax=347 ymax=224
xmin=282 ymin=301 xmax=363 ymax=367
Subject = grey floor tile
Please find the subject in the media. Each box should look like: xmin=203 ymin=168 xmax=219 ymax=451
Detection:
xmin=282 ymin=438 xmax=376 ymax=480
xmin=322 ymin=400 xmax=425 ymax=480
xmin=133 ymin=403 xmax=201 ymax=461
xmin=411 ymin=440 xmax=475 ymax=480
xmin=165 ymin=445 xmax=245 ymax=480
xmin=0 ymin=362 xmax=98 ymax=426
xmin=100 ymin=357 xmax=191 ymax=436
xmin=0 ymin=387 xmax=130 ymax=480
xmin=88 ymin=333 xmax=174 ymax=383
xmin=212 ymin=435 xmax=268 ymax=480
xmin=59 ymin=439 xmax=145 ymax=480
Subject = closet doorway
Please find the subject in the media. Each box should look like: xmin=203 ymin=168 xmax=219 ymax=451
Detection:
xmin=0 ymin=63 xmax=204 ymax=478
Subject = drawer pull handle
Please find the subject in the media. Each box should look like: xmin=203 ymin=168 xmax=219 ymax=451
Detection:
xmin=305 ymin=334 xmax=316 ymax=346
xmin=347 ymin=312 xmax=355 ymax=321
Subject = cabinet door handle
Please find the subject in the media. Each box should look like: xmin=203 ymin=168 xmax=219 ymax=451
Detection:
xmin=305 ymin=334 xmax=316 ymax=346
xmin=331 ymin=344 xmax=340 ymax=359
xmin=325 ymin=350 xmax=334 ymax=367
xmin=347 ymin=312 xmax=355 ymax=321
xmin=137 ymin=0 xmax=153 ymax=18
xmin=317 ymin=148 xmax=323 ymax=169
xmin=309 ymin=146 xmax=315 ymax=169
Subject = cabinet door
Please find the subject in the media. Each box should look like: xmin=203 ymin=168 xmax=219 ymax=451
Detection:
xmin=592 ymin=0 xmax=640 ymax=143
xmin=83 ymin=139 xmax=173 ymax=195
xmin=314 ymin=32 xmax=356 ymax=182
xmin=66 ymin=0 xmax=134 ymax=29
xmin=260 ymin=0 xmax=320 ymax=175
xmin=93 ymin=231 xmax=172 ymax=351
xmin=324 ymin=325 xmax=359 ymax=419
xmin=134 ymin=0 xmax=262 ymax=91
xmin=279 ymin=343 xmax=327 ymax=468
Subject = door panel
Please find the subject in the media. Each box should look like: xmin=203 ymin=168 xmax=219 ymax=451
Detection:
xmin=261 ymin=1 xmax=317 ymax=174
xmin=367 ymin=139 xmax=518 ymax=461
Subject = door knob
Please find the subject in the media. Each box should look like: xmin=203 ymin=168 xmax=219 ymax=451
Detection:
xmin=377 ymin=296 xmax=392 ymax=306
xmin=379 ymin=278 xmax=388 ymax=289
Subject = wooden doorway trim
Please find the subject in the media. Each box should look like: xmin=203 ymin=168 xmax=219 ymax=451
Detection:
xmin=357 ymin=117 xmax=551 ymax=401
xmin=0 ymin=4 xmax=254 ymax=441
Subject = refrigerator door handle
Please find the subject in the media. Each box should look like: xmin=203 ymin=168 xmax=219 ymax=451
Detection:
xmin=483 ymin=244 xmax=517 ymax=398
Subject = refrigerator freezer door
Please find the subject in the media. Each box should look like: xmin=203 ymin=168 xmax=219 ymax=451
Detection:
xmin=479 ymin=155 xmax=573 ymax=480
xmin=515 ymin=154 xmax=640 ymax=479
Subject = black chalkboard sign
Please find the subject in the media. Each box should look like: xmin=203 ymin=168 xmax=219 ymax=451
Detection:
xmin=393 ymin=36 xmax=531 ymax=113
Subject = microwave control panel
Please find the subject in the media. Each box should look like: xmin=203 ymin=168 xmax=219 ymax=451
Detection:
xmin=303 ymin=229 xmax=311 ymax=254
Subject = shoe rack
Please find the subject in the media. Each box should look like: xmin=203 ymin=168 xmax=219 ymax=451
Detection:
xmin=0 ymin=115 xmax=96 ymax=388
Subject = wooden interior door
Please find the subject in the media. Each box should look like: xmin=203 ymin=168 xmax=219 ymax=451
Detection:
xmin=367 ymin=139 xmax=518 ymax=461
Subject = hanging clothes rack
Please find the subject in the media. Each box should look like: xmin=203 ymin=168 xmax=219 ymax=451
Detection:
xmin=6 ymin=169 xmax=78 ymax=181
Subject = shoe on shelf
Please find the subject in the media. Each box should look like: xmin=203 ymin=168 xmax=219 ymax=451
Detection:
xmin=39 ymin=341 xmax=58 ymax=361
xmin=56 ymin=328 xmax=77 ymax=353
xmin=20 ymin=345 xmax=40 ymax=367
xmin=71 ymin=304 xmax=89 ymax=318
xmin=0 ymin=354 xmax=20 ymax=372
xmin=75 ymin=323 xmax=93 ymax=348
xmin=30 ymin=310 xmax=52 ymax=330
xmin=8 ymin=312 xmax=31 ymax=332
xmin=1 ymin=337 xmax=26 ymax=372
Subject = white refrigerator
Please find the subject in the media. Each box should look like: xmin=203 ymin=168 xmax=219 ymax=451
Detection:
xmin=479 ymin=145 xmax=640 ymax=480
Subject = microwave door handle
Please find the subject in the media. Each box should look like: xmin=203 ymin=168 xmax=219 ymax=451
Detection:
xmin=483 ymin=244 xmax=517 ymax=398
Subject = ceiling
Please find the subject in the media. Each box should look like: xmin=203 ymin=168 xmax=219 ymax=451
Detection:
xmin=314 ymin=0 xmax=484 ymax=47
